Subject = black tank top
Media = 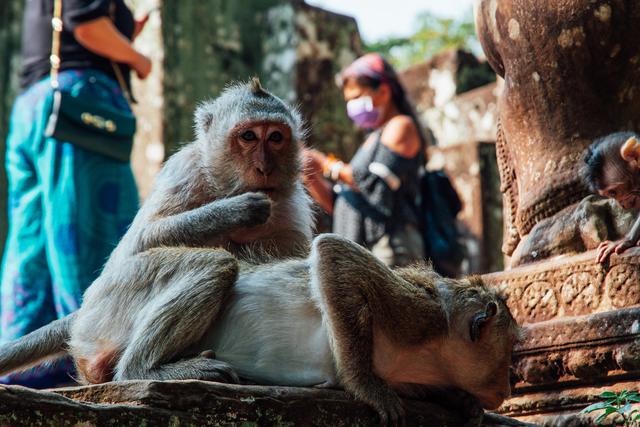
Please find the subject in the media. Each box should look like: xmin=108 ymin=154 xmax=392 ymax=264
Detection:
xmin=19 ymin=0 xmax=134 ymax=89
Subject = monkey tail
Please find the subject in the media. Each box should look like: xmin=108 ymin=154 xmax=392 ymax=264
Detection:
xmin=0 ymin=312 xmax=76 ymax=377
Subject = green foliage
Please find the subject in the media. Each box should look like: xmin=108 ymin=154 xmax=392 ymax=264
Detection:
xmin=364 ymin=10 xmax=479 ymax=69
xmin=581 ymin=390 xmax=640 ymax=426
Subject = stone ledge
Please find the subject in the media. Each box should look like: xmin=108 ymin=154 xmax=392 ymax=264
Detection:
xmin=483 ymin=248 xmax=640 ymax=326
xmin=0 ymin=380 xmax=533 ymax=426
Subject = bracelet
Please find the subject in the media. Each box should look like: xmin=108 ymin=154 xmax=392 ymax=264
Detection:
xmin=330 ymin=161 xmax=344 ymax=181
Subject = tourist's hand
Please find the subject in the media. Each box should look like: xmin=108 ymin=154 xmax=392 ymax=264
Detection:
xmin=132 ymin=53 xmax=152 ymax=79
xmin=303 ymin=149 xmax=327 ymax=181
xmin=596 ymin=237 xmax=637 ymax=263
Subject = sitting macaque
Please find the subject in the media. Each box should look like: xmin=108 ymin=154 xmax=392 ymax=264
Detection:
xmin=0 ymin=234 xmax=520 ymax=426
xmin=584 ymin=132 xmax=640 ymax=262
xmin=105 ymin=77 xmax=313 ymax=269
xmin=0 ymin=78 xmax=314 ymax=385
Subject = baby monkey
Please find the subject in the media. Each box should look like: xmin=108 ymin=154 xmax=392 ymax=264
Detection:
xmin=584 ymin=131 xmax=640 ymax=262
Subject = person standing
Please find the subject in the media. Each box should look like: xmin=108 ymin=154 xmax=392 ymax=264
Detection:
xmin=0 ymin=0 xmax=151 ymax=387
xmin=304 ymin=53 xmax=426 ymax=267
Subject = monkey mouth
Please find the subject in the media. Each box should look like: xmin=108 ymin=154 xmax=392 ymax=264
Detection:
xmin=253 ymin=187 xmax=277 ymax=196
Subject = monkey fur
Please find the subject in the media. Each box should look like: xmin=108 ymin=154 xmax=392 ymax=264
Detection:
xmin=0 ymin=79 xmax=314 ymax=385
xmin=115 ymin=78 xmax=313 ymax=263
xmin=584 ymin=132 xmax=640 ymax=262
xmin=0 ymin=234 xmax=520 ymax=426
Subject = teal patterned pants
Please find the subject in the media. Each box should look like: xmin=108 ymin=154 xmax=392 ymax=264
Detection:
xmin=0 ymin=69 xmax=139 ymax=387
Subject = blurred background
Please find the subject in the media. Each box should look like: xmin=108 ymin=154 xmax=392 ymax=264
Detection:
xmin=0 ymin=0 xmax=503 ymax=274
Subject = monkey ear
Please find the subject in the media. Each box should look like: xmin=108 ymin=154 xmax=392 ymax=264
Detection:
xmin=194 ymin=102 xmax=215 ymax=137
xmin=469 ymin=301 xmax=498 ymax=342
xmin=250 ymin=77 xmax=268 ymax=97
xmin=621 ymin=136 xmax=640 ymax=169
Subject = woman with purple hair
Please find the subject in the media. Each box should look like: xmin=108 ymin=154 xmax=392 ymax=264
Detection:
xmin=304 ymin=53 xmax=426 ymax=267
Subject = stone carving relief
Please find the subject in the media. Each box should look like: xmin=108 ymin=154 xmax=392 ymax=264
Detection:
xmin=485 ymin=249 xmax=640 ymax=324
xmin=475 ymin=0 xmax=640 ymax=267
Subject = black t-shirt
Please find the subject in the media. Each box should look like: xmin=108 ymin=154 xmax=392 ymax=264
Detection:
xmin=20 ymin=0 xmax=134 ymax=89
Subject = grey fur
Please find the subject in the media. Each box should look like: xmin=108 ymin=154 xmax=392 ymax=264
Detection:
xmin=0 ymin=80 xmax=313 ymax=382
xmin=0 ymin=232 xmax=518 ymax=427
xmin=0 ymin=313 xmax=76 ymax=376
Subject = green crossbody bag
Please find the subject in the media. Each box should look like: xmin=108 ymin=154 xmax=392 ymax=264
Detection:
xmin=44 ymin=0 xmax=135 ymax=163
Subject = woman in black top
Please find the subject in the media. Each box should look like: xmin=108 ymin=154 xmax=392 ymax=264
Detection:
xmin=0 ymin=0 xmax=151 ymax=388
xmin=304 ymin=53 xmax=426 ymax=267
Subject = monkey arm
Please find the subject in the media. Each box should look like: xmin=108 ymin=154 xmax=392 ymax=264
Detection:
xmin=309 ymin=234 xmax=443 ymax=424
xmin=139 ymin=193 xmax=271 ymax=252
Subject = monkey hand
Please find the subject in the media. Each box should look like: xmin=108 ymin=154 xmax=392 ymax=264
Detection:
xmin=130 ymin=52 xmax=152 ymax=79
xmin=596 ymin=237 xmax=637 ymax=263
xmin=302 ymin=149 xmax=326 ymax=179
xmin=182 ymin=356 xmax=240 ymax=383
xmin=228 ymin=192 xmax=272 ymax=228
xmin=368 ymin=389 xmax=405 ymax=427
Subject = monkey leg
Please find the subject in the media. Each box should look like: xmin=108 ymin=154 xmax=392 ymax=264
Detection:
xmin=113 ymin=248 xmax=240 ymax=382
xmin=310 ymin=234 xmax=428 ymax=427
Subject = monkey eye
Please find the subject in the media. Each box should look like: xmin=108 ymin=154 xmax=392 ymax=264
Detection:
xmin=269 ymin=131 xmax=283 ymax=143
xmin=241 ymin=130 xmax=258 ymax=142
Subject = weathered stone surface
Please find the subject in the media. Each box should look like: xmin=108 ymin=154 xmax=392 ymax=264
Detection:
xmin=422 ymin=81 xmax=501 ymax=149
xmin=509 ymin=306 xmax=640 ymax=385
xmin=484 ymin=250 xmax=640 ymax=420
xmin=476 ymin=0 xmax=640 ymax=262
xmin=0 ymin=381 xmax=533 ymax=426
xmin=484 ymin=247 xmax=640 ymax=324
xmin=484 ymin=249 xmax=640 ymax=426
xmin=399 ymin=49 xmax=496 ymax=114
xmin=510 ymin=197 xmax=637 ymax=267
xmin=501 ymin=380 xmax=639 ymax=425
xmin=399 ymin=50 xmax=498 ymax=150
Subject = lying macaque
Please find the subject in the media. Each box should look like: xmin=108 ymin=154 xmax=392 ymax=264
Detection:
xmin=0 ymin=234 xmax=519 ymax=426
xmin=584 ymin=132 xmax=640 ymax=262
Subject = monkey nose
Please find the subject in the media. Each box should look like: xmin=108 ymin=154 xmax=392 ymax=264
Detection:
xmin=256 ymin=166 xmax=272 ymax=176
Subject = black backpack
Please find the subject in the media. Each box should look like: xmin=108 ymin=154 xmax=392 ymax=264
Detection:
xmin=418 ymin=170 xmax=464 ymax=277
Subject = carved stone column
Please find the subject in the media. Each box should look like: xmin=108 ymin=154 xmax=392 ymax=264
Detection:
xmin=476 ymin=0 xmax=640 ymax=422
xmin=476 ymin=0 xmax=640 ymax=266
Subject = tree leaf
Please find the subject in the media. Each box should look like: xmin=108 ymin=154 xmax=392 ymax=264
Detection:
xmin=581 ymin=401 xmax=614 ymax=413
xmin=620 ymin=403 xmax=633 ymax=414
xmin=600 ymin=391 xmax=618 ymax=399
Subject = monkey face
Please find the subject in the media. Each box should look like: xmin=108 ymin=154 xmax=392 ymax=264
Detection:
xmin=458 ymin=299 xmax=519 ymax=409
xmin=597 ymin=165 xmax=640 ymax=210
xmin=228 ymin=120 xmax=299 ymax=197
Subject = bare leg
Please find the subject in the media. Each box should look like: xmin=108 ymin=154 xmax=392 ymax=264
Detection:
xmin=113 ymin=248 xmax=239 ymax=382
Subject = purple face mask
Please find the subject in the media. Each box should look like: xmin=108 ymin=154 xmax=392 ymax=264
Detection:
xmin=346 ymin=96 xmax=380 ymax=129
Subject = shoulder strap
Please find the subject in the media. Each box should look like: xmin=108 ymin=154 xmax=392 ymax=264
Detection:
xmin=50 ymin=0 xmax=63 ymax=89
